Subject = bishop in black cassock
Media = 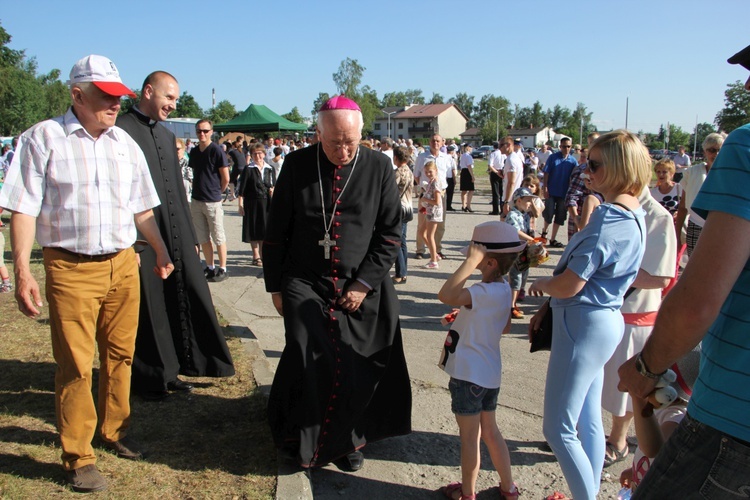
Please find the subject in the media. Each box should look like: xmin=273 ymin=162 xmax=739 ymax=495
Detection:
xmin=116 ymin=72 xmax=234 ymax=397
xmin=263 ymin=97 xmax=412 ymax=469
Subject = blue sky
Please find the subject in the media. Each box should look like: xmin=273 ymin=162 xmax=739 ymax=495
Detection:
xmin=2 ymin=0 xmax=748 ymax=134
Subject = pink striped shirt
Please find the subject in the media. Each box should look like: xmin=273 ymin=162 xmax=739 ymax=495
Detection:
xmin=0 ymin=108 xmax=160 ymax=255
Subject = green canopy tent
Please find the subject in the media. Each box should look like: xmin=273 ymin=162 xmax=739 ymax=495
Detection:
xmin=212 ymin=104 xmax=308 ymax=133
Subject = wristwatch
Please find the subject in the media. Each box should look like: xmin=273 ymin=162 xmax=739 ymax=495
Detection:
xmin=635 ymin=351 xmax=666 ymax=380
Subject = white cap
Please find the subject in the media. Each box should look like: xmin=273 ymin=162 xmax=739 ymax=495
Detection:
xmin=68 ymin=55 xmax=136 ymax=98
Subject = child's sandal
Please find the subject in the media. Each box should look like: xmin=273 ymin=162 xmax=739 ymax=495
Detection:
xmin=500 ymin=481 xmax=520 ymax=499
xmin=440 ymin=482 xmax=475 ymax=500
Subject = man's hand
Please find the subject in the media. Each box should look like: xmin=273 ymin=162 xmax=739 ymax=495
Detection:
xmin=271 ymin=293 xmax=283 ymax=316
xmin=618 ymin=354 xmax=659 ymax=399
xmin=502 ymin=202 xmax=510 ymax=216
xmin=152 ymin=252 xmax=174 ymax=279
xmin=337 ymin=280 xmax=369 ymax=312
xmin=15 ymin=270 xmax=43 ymax=318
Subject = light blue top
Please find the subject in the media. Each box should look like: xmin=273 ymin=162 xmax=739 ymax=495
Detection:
xmin=551 ymin=203 xmax=645 ymax=309
xmin=688 ymin=123 xmax=750 ymax=443
xmin=505 ymin=207 xmax=530 ymax=234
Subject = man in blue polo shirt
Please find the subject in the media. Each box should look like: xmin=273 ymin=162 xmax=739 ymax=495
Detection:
xmin=541 ymin=137 xmax=577 ymax=247
xmin=618 ymin=43 xmax=750 ymax=498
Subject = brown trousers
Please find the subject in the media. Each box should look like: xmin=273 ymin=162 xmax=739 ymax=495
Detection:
xmin=44 ymin=247 xmax=139 ymax=470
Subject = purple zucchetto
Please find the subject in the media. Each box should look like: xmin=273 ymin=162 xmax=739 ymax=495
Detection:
xmin=319 ymin=95 xmax=361 ymax=112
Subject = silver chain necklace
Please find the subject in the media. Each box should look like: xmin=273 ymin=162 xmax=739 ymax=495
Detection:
xmin=316 ymin=143 xmax=360 ymax=259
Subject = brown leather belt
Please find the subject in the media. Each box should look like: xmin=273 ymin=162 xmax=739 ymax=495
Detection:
xmin=43 ymin=247 xmax=123 ymax=262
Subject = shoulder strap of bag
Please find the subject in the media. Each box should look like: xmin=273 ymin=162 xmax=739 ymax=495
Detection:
xmin=611 ymin=201 xmax=642 ymax=301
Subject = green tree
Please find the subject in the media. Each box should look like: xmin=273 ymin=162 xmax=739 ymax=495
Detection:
xmin=689 ymin=122 xmax=716 ymax=152
xmin=358 ymin=85 xmax=381 ymax=136
xmin=474 ymin=94 xmax=512 ymax=143
xmin=332 ymin=58 xmax=365 ymax=97
xmin=0 ymin=23 xmax=23 ymax=68
xmin=559 ymin=102 xmax=594 ymax=144
xmin=429 ymin=92 xmax=444 ymax=104
xmin=206 ymin=99 xmax=237 ymax=124
xmin=381 ymin=89 xmax=425 ymax=108
xmin=449 ymin=93 xmax=475 ymax=125
xmin=715 ymin=80 xmax=750 ymax=133
xmin=546 ymin=104 xmax=572 ymax=131
xmin=0 ymin=59 xmax=45 ymax=135
xmin=381 ymin=91 xmax=409 ymax=108
xmin=311 ymin=92 xmax=331 ymax=122
xmin=174 ymin=91 xmax=203 ymax=118
xmin=119 ymin=90 xmax=142 ymax=116
xmin=282 ymin=106 xmax=305 ymax=124
xmin=0 ymin=22 xmax=72 ymax=134
xmin=39 ymin=68 xmax=70 ymax=119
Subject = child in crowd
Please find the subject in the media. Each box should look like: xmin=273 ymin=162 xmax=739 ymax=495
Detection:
xmin=505 ymin=187 xmax=539 ymax=318
xmin=437 ymin=221 xmax=523 ymax=500
xmin=420 ymin=160 xmax=444 ymax=269
xmin=649 ymin=158 xmax=682 ymax=217
xmin=619 ymin=346 xmax=700 ymax=495
xmin=0 ymin=229 xmax=11 ymax=293
xmin=521 ymin=175 xmax=544 ymax=235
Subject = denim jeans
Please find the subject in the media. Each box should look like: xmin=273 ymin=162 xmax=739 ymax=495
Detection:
xmin=395 ymin=222 xmax=408 ymax=278
xmin=633 ymin=413 xmax=750 ymax=499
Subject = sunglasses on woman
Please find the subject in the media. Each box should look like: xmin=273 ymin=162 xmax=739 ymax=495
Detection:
xmin=586 ymin=158 xmax=603 ymax=173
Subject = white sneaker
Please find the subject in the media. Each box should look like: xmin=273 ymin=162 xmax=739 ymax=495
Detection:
xmin=424 ymin=261 xmax=439 ymax=269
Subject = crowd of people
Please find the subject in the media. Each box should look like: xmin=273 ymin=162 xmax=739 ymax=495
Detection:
xmin=0 ymin=45 xmax=749 ymax=500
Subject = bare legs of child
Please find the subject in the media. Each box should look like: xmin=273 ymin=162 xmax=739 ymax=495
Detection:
xmin=444 ymin=411 xmax=518 ymax=500
xmin=422 ymin=220 xmax=439 ymax=268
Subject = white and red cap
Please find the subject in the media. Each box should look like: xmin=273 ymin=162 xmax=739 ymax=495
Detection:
xmin=68 ymin=55 xmax=136 ymax=98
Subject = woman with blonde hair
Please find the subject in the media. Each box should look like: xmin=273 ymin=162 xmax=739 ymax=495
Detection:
xmin=528 ymin=130 xmax=649 ymax=500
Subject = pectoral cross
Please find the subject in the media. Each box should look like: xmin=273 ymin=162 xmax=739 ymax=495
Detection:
xmin=318 ymin=232 xmax=336 ymax=259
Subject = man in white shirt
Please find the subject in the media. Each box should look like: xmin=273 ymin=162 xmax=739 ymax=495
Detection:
xmin=487 ymin=142 xmax=504 ymax=215
xmin=537 ymin=143 xmax=552 ymax=170
xmin=672 ymin=145 xmax=691 ymax=183
xmin=501 ymin=137 xmax=524 ymax=215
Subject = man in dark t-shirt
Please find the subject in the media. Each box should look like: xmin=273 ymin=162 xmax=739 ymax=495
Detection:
xmin=189 ymin=119 xmax=230 ymax=281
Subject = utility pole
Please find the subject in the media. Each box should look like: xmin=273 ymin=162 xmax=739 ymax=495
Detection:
xmin=491 ymin=107 xmax=501 ymax=143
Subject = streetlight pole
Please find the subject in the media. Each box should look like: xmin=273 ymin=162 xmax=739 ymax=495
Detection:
xmin=382 ymin=110 xmax=396 ymax=139
xmin=490 ymin=107 xmax=501 ymax=143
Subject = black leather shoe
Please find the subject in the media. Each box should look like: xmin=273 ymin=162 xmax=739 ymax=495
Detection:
xmin=103 ymin=435 xmax=144 ymax=460
xmin=167 ymin=379 xmax=194 ymax=392
xmin=334 ymin=450 xmax=364 ymax=472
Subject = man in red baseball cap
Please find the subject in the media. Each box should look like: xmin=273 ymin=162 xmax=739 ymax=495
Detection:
xmin=0 ymin=55 xmax=172 ymax=493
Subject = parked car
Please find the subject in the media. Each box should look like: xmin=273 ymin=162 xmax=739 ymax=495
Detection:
xmin=472 ymin=145 xmax=493 ymax=159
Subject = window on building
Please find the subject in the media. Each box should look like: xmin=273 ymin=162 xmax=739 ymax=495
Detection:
xmin=374 ymin=123 xmax=381 ymax=130
xmin=398 ymin=123 xmax=403 ymax=129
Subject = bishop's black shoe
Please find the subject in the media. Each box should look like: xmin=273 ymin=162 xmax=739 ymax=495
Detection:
xmin=167 ymin=379 xmax=193 ymax=392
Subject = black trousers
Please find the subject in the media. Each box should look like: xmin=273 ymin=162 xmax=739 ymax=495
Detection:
xmin=445 ymin=177 xmax=456 ymax=210
xmin=489 ymin=172 xmax=502 ymax=213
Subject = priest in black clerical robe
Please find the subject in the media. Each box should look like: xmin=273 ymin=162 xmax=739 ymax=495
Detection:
xmin=263 ymin=113 xmax=412 ymax=469
xmin=117 ymin=104 xmax=234 ymax=396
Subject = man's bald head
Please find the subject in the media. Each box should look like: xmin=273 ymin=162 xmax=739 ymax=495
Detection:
xmin=316 ymin=109 xmax=363 ymax=165
xmin=140 ymin=71 xmax=179 ymax=122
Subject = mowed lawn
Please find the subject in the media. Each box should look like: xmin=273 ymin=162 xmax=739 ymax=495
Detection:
xmin=0 ymin=214 xmax=276 ymax=499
